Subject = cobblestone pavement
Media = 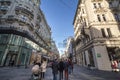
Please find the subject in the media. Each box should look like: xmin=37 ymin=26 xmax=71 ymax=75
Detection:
xmin=0 ymin=65 xmax=120 ymax=80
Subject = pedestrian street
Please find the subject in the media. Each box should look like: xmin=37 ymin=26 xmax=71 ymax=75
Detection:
xmin=45 ymin=65 xmax=120 ymax=80
xmin=0 ymin=65 xmax=120 ymax=80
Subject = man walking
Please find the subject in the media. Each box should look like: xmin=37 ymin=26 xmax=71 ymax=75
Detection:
xmin=52 ymin=59 xmax=59 ymax=80
xmin=64 ymin=59 xmax=69 ymax=80
xmin=58 ymin=59 xmax=64 ymax=80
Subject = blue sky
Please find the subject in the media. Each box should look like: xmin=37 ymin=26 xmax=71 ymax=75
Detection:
xmin=40 ymin=0 xmax=78 ymax=54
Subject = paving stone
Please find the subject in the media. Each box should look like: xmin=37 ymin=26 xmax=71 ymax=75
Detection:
xmin=0 ymin=65 xmax=120 ymax=80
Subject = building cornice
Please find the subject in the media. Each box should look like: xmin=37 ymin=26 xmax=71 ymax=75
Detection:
xmin=73 ymin=0 xmax=81 ymax=25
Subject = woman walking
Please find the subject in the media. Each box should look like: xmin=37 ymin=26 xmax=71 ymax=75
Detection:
xmin=41 ymin=58 xmax=47 ymax=80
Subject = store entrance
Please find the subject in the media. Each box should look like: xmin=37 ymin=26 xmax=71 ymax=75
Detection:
xmin=107 ymin=47 xmax=118 ymax=61
xmin=4 ymin=53 xmax=17 ymax=66
xmin=88 ymin=49 xmax=95 ymax=67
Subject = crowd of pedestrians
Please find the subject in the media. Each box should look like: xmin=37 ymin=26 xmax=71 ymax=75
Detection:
xmin=32 ymin=57 xmax=74 ymax=80
xmin=51 ymin=58 xmax=74 ymax=80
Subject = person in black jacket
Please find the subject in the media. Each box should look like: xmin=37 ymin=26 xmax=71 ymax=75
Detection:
xmin=52 ymin=59 xmax=59 ymax=80
xmin=58 ymin=59 xmax=64 ymax=80
xmin=64 ymin=59 xmax=69 ymax=80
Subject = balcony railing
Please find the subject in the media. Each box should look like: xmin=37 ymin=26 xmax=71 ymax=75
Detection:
xmin=15 ymin=6 xmax=34 ymax=19
xmin=91 ymin=0 xmax=103 ymax=2
xmin=105 ymin=0 xmax=112 ymax=1
xmin=0 ymin=0 xmax=11 ymax=2
xmin=94 ymin=7 xmax=107 ymax=13
xmin=6 ymin=15 xmax=15 ymax=22
xmin=89 ymin=20 xmax=119 ymax=26
xmin=0 ymin=0 xmax=11 ymax=6
xmin=0 ymin=6 xmax=8 ymax=11
xmin=109 ymin=6 xmax=120 ymax=12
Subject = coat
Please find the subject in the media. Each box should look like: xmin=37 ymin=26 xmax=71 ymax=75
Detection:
xmin=32 ymin=65 xmax=40 ymax=74
xmin=58 ymin=61 xmax=64 ymax=72
xmin=41 ymin=61 xmax=47 ymax=72
xmin=52 ymin=61 xmax=59 ymax=74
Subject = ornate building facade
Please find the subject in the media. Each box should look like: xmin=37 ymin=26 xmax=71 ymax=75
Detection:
xmin=50 ymin=40 xmax=59 ymax=60
xmin=73 ymin=0 xmax=120 ymax=71
xmin=0 ymin=0 xmax=51 ymax=66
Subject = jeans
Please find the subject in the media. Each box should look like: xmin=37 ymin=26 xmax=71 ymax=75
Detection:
xmin=53 ymin=73 xmax=58 ymax=80
xmin=64 ymin=70 xmax=68 ymax=80
xmin=68 ymin=66 xmax=72 ymax=74
xmin=59 ymin=71 xmax=63 ymax=80
xmin=41 ymin=72 xmax=45 ymax=79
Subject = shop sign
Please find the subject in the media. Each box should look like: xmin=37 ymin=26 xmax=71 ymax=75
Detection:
xmin=97 ymin=53 xmax=101 ymax=58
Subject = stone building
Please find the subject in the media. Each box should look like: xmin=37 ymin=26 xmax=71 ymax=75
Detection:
xmin=65 ymin=37 xmax=75 ymax=61
xmin=0 ymin=0 xmax=51 ymax=66
xmin=50 ymin=40 xmax=59 ymax=60
xmin=73 ymin=0 xmax=120 ymax=71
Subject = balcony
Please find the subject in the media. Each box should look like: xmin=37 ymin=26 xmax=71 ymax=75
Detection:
xmin=0 ymin=6 xmax=8 ymax=11
xmin=109 ymin=6 xmax=120 ymax=12
xmin=105 ymin=0 xmax=112 ymax=2
xmin=15 ymin=6 xmax=34 ymax=19
xmin=37 ymin=15 xmax=41 ymax=22
xmin=0 ymin=0 xmax=11 ymax=2
xmin=6 ymin=15 xmax=15 ymax=23
xmin=94 ymin=7 xmax=107 ymax=13
xmin=36 ymin=20 xmax=40 ymax=27
xmin=0 ymin=0 xmax=11 ymax=6
xmin=91 ymin=0 xmax=103 ymax=2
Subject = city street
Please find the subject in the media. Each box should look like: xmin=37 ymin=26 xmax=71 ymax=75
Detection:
xmin=0 ymin=65 xmax=120 ymax=80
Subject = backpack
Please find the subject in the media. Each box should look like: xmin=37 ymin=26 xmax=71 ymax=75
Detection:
xmin=64 ymin=62 xmax=69 ymax=70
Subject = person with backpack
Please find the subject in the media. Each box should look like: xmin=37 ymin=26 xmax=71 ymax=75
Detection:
xmin=58 ymin=59 xmax=64 ymax=80
xmin=52 ymin=59 xmax=59 ymax=80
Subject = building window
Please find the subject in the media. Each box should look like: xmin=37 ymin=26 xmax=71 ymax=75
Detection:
xmin=1 ymin=34 xmax=8 ymax=43
xmin=97 ymin=15 xmax=101 ymax=22
xmin=109 ymin=2 xmax=113 ymax=8
xmin=101 ymin=28 xmax=106 ymax=37
xmin=98 ymin=3 xmax=101 ymax=8
xmin=93 ymin=3 xmax=97 ymax=8
xmin=114 ymin=13 xmax=120 ymax=21
xmin=102 ymin=14 xmax=106 ymax=21
xmin=107 ymin=28 xmax=112 ymax=37
xmin=20 ymin=15 xmax=27 ymax=22
xmin=82 ymin=9 xmax=85 ymax=14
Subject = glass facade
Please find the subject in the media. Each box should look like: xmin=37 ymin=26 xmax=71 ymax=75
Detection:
xmin=0 ymin=34 xmax=38 ymax=66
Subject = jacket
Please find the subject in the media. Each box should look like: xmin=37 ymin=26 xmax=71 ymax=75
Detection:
xmin=41 ymin=61 xmax=47 ymax=72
